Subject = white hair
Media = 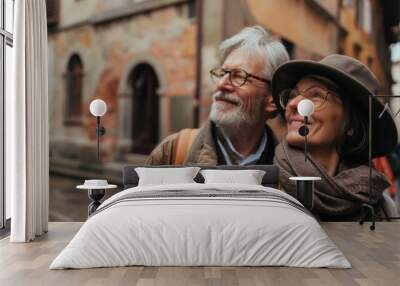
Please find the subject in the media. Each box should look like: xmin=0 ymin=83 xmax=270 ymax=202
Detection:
xmin=219 ymin=26 xmax=289 ymax=81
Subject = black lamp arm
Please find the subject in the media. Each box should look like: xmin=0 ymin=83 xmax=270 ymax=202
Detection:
xmin=297 ymin=116 xmax=309 ymax=162
xmin=304 ymin=116 xmax=308 ymax=162
xmin=96 ymin=117 xmax=106 ymax=136
xmin=95 ymin=116 xmax=106 ymax=161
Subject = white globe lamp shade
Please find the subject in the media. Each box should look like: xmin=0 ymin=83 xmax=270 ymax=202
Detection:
xmin=297 ymin=99 xmax=314 ymax=117
xmin=90 ymin=99 xmax=107 ymax=117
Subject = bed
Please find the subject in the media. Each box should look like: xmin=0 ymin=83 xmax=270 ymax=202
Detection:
xmin=50 ymin=165 xmax=350 ymax=269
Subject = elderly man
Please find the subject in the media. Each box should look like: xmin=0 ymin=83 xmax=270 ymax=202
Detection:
xmin=146 ymin=26 xmax=289 ymax=165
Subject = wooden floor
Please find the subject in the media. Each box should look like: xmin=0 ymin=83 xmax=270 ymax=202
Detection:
xmin=0 ymin=222 xmax=399 ymax=286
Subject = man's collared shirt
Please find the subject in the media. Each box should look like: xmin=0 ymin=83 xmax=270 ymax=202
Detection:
xmin=216 ymin=127 xmax=267 ymax=166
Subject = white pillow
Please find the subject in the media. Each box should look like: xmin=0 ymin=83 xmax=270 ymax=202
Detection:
xmin=135 ymin=167 xmax=201 ymax=186
xmin=200 ymin=169 xmax=266 ymax=185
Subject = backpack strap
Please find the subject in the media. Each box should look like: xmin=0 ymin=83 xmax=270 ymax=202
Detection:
xmin=173 ymin=128 xmax=199 ymax=165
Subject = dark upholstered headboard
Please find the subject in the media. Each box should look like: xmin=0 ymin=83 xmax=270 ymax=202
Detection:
xmin=123 ymin=165 xmax=280 ymax=189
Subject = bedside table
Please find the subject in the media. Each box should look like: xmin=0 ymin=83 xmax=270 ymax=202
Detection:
xmin=76 ymin=183 xmax=117 ymax=216
xmin=289 ymin=176 xmax=321 ymax=210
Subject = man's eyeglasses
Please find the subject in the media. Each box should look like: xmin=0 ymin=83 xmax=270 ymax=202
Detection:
xmin=210 ymin=67 xmax=270 ymax=87
xmin=279 ymin=86 xmax=339 ymax=111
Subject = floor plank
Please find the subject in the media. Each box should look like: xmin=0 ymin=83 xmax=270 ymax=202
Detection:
xmin=0 ymin=222 xmax=399 ymax=286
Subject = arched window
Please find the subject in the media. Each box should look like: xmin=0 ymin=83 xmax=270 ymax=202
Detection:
xmin=129 ymin=63 xmax=159 ymax=154
xmin=65 ymin=54 xmax=83 ymax=125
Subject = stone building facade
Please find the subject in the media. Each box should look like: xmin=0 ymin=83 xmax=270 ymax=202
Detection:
xmin=339 ymin=0 xmax=398 ymax=94
xmin=48 ymin=0 xmax=197 ymax=179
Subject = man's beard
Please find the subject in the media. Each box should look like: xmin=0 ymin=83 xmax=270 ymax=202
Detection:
xmin=209 ymin=91 xmax=264 ymax=136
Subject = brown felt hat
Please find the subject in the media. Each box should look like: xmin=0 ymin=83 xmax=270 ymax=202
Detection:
xmin=271 ymin=54 xmax=398 ymax=158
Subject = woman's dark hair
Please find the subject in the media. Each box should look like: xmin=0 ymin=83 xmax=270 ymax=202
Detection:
xmin=305 ymin=75 xmax=369 ymax=166
xmin=339 ymin=97 xmax=369 ymax=166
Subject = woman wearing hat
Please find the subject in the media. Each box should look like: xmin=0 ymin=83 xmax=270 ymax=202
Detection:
xmin=272 ymin=54 xmax=398 ymax=220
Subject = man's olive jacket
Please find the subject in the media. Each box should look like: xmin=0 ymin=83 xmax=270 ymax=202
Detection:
xmin=145 ymin=120 xmax=277 ymax=166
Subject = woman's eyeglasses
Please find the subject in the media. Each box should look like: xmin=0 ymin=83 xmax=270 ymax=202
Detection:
xmin=279 ymin=86 xmax=339 ymax=111
xmin=210 ymin=67 xmax=270 ymax=87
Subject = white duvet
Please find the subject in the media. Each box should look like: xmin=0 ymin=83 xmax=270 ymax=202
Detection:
xmin=50 ymin=183 xmax=351 ymax=269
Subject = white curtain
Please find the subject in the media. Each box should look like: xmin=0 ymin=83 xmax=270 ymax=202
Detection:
xmin=7 ymin=0 xmax=49 ymax=242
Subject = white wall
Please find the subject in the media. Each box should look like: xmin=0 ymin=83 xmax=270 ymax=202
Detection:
xmin=5 ymin=45 xmax=12 ymax=219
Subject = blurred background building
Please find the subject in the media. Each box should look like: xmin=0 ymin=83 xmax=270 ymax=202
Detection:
xmin=46 ymin=0 xmax=400 ymax=220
